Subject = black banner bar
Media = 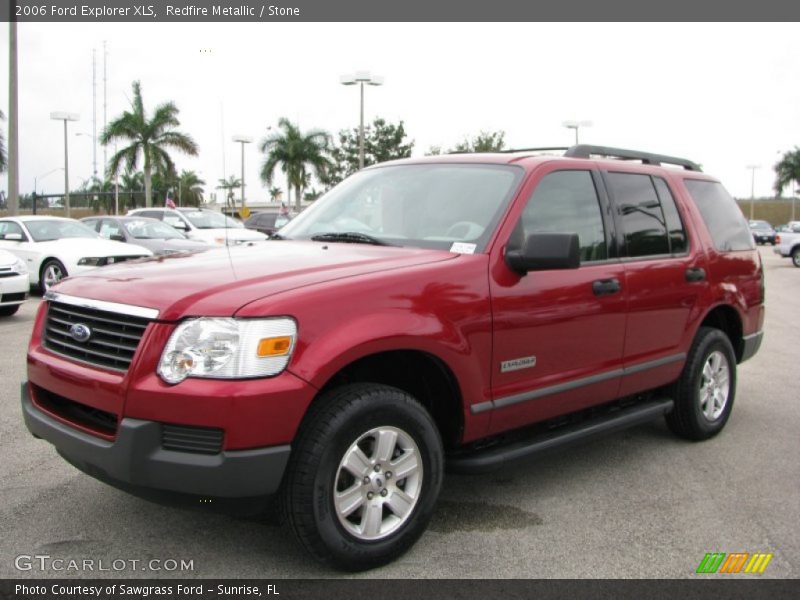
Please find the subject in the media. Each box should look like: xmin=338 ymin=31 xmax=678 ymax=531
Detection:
xmin=4 ymin=0 xmax=800 ymax=22
xmin=1 ymin=580 xmax=799 ymax=600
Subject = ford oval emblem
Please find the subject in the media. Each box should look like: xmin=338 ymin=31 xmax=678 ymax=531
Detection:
xmin=69 ymin=323 xmax=92 ymax=343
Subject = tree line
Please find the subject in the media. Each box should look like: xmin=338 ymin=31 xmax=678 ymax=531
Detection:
xmin=3 ymin=84 xmax=799 ymax=212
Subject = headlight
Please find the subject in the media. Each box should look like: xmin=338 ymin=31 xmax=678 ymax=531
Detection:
xmin=11 ymin=258 xmax=27 ymax=275
xmin=157 ymin=317 xmax=297 ymax=384
xmin=78 ymin=257 xmax=106 ymax=266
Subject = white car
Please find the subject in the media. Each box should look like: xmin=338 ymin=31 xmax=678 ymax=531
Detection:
xmin=127 ymin=207 xmax=267 ymax=246
xmin=0 ymin=216 xmax=152 ymax=291
xmin=0 ymin=248 xmax=29 ymax=316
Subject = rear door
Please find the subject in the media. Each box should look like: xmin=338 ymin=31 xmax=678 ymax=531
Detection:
xmin=488 ymin=167 xmax=628 ymax=433
xmin=603 ymin=170 xmax=708 ymax=396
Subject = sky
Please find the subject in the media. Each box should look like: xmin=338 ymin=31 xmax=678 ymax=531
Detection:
xmin=1 ymin=22 xmax=799 ymax=202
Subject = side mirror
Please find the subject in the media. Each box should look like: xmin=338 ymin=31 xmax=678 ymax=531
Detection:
xmin=505 ymin=233 xmax=580 ymax=274
xmin=110 ymin=233 xmax=126 ymax=242
xmin=3 ymin=233 xmax=23 ymax=242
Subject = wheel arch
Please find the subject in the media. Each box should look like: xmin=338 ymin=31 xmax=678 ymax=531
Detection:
xmin=697 ymin=303 xmax=745 ymax=362
xmin=311 ymin=349 xmax=465 ymax=450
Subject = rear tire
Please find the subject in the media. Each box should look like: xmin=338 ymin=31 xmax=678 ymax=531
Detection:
xmin=281 ymin=383 xmax=443 ymax=571
xmin=792 ymin=248 xmax=800 ymax=268
xmin=0 ymin=305 xmax=20 ymax=317
xmin=666 ymin=327 xmax=737 ymax=440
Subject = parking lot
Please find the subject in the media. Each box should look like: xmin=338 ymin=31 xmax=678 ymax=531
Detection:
xmin=0 ymin=247 xmax=797 ymax=579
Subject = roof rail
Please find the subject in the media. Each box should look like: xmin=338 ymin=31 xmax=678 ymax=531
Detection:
xmin=500 ymin=146 xmax=570 ymax=154
xmin=564 ymin=144 xmax=701 ymax=171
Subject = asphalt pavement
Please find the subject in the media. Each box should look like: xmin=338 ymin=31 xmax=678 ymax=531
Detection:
xmin=1 ymin=247 xmax=797 ymax=578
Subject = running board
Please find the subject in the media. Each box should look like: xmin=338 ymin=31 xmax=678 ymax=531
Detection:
xmin=447 ymin=398 xmax=674 ymax=474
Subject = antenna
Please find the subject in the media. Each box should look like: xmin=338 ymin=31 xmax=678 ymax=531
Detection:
xmin=92 ymin=48 xmax=97 ymax=180
xmin=103 ymin=41 xmax=107 ymax=178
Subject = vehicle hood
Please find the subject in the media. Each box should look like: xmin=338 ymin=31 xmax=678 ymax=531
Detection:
xmin=190 ymin=228 xmax=267 ymax=242
xmin=34 ymin=237 xmax=152 ymax=258
xmin=135 ymin=238 xmax=211 ymax=255
xmin=52 ymin=241 xmax=458 ymax=320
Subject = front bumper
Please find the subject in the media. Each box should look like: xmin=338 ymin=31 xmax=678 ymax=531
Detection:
xmin=0 ymin=272 xmax=29 ymax=305
xmin=21 ymin=382 xmax=290 ymax=498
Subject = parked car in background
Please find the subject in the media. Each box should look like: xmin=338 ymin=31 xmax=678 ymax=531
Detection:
xmin=82 ymin=216 xmax=211 ymax=256
xmin=244 ymin=211 xmax=292 ymax=236
xmin=774 ymin=227 xmax=800 ymax=267
xmin=0 ymin=216 xmax=152 ymax=291
xmin=748 ymin=220 xmax=776 ymax=245
xmin=128 ymin=207 xmax=267 ymax=246
xmin=0 ymin=248 xmax=29 ymax=316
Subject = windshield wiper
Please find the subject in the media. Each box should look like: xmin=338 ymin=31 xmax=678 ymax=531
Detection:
xmin=310 ymin=232 xmax=393 ymax=246
xmin=268 ymin=232 xmax=286 ymax=240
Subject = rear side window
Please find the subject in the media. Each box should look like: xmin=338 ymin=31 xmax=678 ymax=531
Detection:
xmin=653 ymin=178 xmax=688 ymax=254
xmin=607 ymin=172 xmax=670 ymax=257
xmin=137 ymin=210 xmax=163 ymax=220
xmin=518 ymin=170 xmax=607 ymax=262
xmin=684 ymin=180 xmax=755 ymax=251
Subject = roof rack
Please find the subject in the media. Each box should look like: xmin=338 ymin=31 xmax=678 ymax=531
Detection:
xmin=564 ymin=144 xmax=701 ymax=171
xmin=500 ymin=146 xmax=570 ymax=154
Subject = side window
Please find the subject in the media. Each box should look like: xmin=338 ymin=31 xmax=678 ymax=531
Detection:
xmin=683 ymin=179 xmax=755 ymax=252
xmin=0 ymin=221 xmax=26 ymax=240
xmin=653 ymin=178 xmax=688 ymax=254
xmin=607 ymin=172 xmax=669 ymax=257
xmin=83 ymin=219 xmax=100 ymax=232
xmin=98 ymin=220 xmax=123 ymax=240
xmin=518 ymin=170 xmax=607 ymax=262
xmin=164 ymin=213 xmax=186 ymax=228
xmin=138 ymin=210 xmax=163 ymax=220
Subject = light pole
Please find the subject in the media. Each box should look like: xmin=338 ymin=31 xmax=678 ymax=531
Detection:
xmin=746 ymin=164 xmax=761 ymax=221
xmin=33 ymin=168 xmax=64 ymax=214
xmin=562 ymin=120 xmax=592 ymax=145
xmin=340 ymin=71 xmax=384 ymax=170
xmin=50 ymin=112 xmax=79 ymax=217
xmin=232 ymin=135 xmax=253 ymax=211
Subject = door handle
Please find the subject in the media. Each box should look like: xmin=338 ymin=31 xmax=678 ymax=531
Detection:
xmin=685 ymin=267 xmax=706 ymax=282
xmin=593 ymin=278 xmax=621 ymax=296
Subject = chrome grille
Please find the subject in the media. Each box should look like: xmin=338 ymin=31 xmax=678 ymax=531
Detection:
xmin=43 ymin=297 xmax=154 ymax=371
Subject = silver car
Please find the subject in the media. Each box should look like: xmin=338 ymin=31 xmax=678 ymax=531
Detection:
xmin=82 ymin=216 xmax=211 ymax=256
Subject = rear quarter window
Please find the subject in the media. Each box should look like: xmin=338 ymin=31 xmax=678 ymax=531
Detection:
xmin=683 ymin=180 xmax=755 ymax=252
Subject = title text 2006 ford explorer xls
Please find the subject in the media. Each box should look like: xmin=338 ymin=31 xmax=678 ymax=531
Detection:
xmin=22 ymin=145 xmax=764 ymax=570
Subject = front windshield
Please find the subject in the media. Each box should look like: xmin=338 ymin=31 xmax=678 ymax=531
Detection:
xmin=280 ymin=164 xmax=522 ymax=251
xmin=25 ymin=219 xmax=98 ymax=242
xmin=124 ymin=219 xmax=185 ymax=240
xmin=181 ymin=210 xmax=243 ymax=229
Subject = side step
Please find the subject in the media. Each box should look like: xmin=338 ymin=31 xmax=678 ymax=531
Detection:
xmin=447 ymin=398 xmax=674 ymax=474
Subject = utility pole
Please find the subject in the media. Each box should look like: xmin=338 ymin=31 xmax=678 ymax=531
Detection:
xmin=103 ymin=41 xmax=108 ymax=178
xmin=8 ymin=21 xmax=20 ymax=215
xmin=746 ymin=164 xmax=761 ymax=221
xmin=92 ymin=48 xmax=97 ymax=180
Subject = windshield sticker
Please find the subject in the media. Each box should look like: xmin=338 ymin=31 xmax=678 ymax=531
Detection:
xmin=450 ymin=243 xmax=476 ymax=254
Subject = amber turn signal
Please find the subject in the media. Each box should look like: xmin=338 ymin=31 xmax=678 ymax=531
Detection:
xmin=257 ymin=336 xmax=293 ymax=357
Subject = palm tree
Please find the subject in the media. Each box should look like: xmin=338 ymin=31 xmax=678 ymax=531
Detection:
xmin=120 ymin=170 xmax=145 ymax=209
xmin=0 ymin=110 xmax=7 ymax=174
xmin=774 ymin=148 xmax=800 ymax=196
xmin=101 ymin=81 xmax=199 ymax=207
xmin=259 ymin=118 xmax=331 ymax=212
xmin=217 ymin=175 xmax=242 ymax=209
xmin=269 ymin=186 xmax=283 ymax=203
xmin=178 ymin=170 xmax=205 ymax=207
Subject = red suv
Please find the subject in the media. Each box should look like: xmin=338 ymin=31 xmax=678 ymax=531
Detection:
xmin=22 ymin=145 xmax=764 ymax=570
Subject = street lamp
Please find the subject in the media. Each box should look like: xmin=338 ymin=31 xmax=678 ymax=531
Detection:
xmin=50 ymin=111 xmax=79 ymax=217
xmin=562 ymin=120 xmax=592 ymax=145
xmin=33 ymin=168 xmax=64 ymax=214
xmin=232 ymin=135 xmax=253 ymax=211
xmin=340 ymin=71 xmax=384 ymax=170
xmin=745 ymin=164 xmax=761 ymax=220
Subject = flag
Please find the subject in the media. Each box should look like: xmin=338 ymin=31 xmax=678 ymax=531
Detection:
xmin=165 ymin=190 xmax=176 ymax=209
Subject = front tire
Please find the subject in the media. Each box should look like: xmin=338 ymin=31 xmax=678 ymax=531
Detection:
xmin=792 ymin=247 xmax=800 ymax=268
xmin=666 ymin=327 xmax=737 ymax=440
xmin=281 ymin=383 xmax=443 ymax=571
xmin=40 ymin=259 xmax=67 ymax=291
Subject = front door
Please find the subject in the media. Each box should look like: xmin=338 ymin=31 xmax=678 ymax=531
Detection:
xmin=487 ymin=168 xmax=627 ymax=434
